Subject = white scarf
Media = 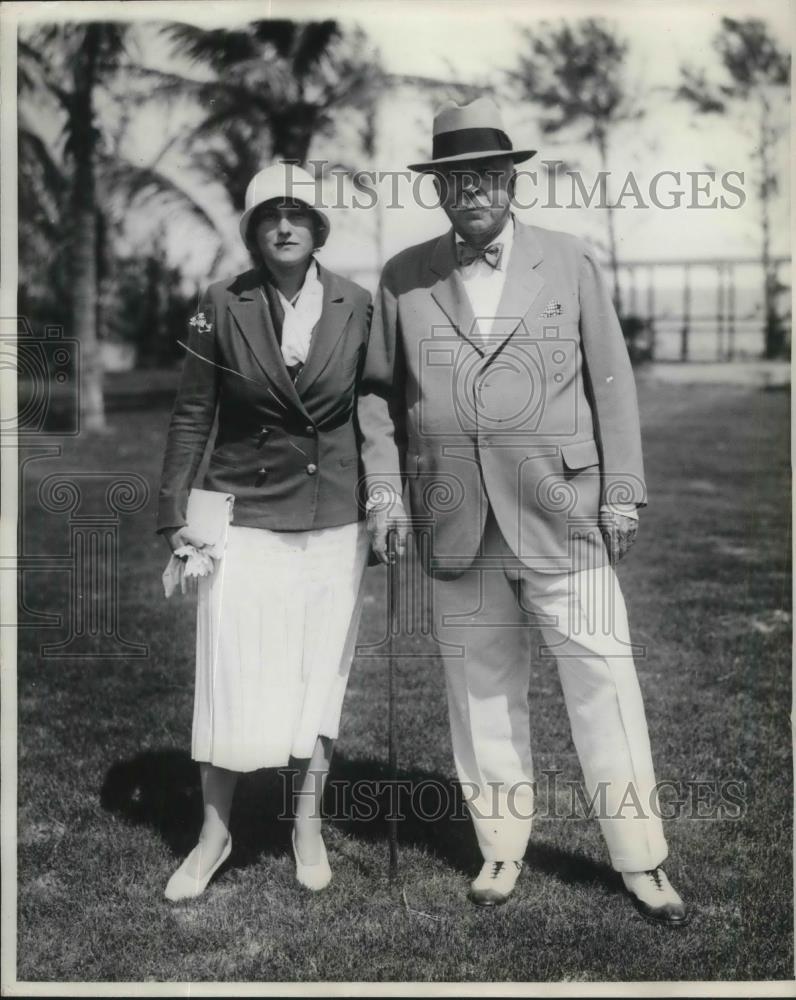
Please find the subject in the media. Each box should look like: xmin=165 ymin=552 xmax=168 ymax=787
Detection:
xmin=276 ymin=260 xmax=324 ymax=368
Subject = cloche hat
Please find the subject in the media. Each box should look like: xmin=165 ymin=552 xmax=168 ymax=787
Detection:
xmin=239 ymin=162 xmax=331 ymax=248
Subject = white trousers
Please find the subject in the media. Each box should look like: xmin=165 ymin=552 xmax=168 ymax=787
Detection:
xmin=431 ymin=509 xmax=668 ymax=872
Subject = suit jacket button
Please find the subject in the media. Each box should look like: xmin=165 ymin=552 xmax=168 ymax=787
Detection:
xmin=306 ymin=463 xmax=318 ymax=475
xmin=306 ymin=424 xmax=315 ymax=434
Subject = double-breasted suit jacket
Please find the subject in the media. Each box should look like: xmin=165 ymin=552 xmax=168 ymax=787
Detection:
xmin=357 ymin=219 xmax=645 ymax=576
xmin=158 ymin=264 xmax=372 ymax=534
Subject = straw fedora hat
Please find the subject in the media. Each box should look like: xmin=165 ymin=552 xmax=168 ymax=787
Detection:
xmin=239 ymin=162 xmax=331 ymax=248
xmin=408 ymin=97 xmax=536 ymax=173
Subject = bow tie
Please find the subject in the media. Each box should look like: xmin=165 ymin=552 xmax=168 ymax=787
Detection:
xmin=457 ymin=241 xmax=504 ymax=270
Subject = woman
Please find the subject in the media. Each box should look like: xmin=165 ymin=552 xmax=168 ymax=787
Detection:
xmin=157 ymin=162 xmax=372 ymax=901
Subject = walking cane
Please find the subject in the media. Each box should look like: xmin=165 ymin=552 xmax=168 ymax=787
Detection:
xmin=387 ymin=526 xmax=400 ymax=884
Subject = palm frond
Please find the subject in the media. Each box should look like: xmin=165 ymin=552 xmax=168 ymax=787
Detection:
xmin=677 ymin=65 xmax=726 ymax=114
xmin=18 ymin=32 xmax=73 ymax=109
xmin=97 ymin=152 xmax=219 ymax=234
xmin=126 ymin=64 xmax=276 ymax=114
xmin=19 ymin=122 xmax=68 ymax=199
xmin=147 ymin=19 xmax=383 ymax=196
xmin=161 ymin=23 xmax=259 ymax=70
xmin=250 ymin=20 xmax=302 ymax=58
xmin=292 ymin=21 xmax=341 ymax=76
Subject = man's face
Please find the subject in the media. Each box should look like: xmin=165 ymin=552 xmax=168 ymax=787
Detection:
xmin=253 ymin=199 xmax=316 ymax=269
xmin=434 ymin=156 xmax=515 ymax=246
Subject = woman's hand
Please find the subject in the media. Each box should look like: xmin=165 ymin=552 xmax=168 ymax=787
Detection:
xmin=164 ymin=526 xmax=207 ymax=553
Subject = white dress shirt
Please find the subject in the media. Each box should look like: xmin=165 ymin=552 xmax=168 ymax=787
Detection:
xmin=276 ymin=259 xmax=324 ymax=368
xmin=455 ymin=214 xmax=514 ymax=345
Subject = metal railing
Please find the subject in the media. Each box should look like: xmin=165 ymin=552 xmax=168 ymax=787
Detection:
xmin=616 ymin=255 xmax=791 ymax=361
xmin=341 ymin=254 xmax=791 ymax=362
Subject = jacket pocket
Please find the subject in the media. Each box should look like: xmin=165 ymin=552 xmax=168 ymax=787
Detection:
xmin=560 ymin=438 xmax=600 ymax=471
xmin=339 ymin=455 xmax=359 ymax=468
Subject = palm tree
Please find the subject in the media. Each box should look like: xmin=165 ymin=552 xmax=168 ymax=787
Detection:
xmin=678 ymin=17 xmax=790 ymax=358
xmin=19 ymin=25 xmax=131 ymax=430
xmin=19 ymin=26 xmax=219 ymax=429
xmin=146 ymin=19 xmax=383 ymax=210
xmin=18 ymin=106 xmax=69 ymax=318
xmin=509 ymin=19 xmax=644 ymax=316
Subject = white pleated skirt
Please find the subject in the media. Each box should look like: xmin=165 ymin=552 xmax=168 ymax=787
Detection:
xmin=192 ymin=520 xmax=369 ymax=772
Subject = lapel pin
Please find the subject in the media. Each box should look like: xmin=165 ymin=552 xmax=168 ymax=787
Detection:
xmin=189 ymin=311 xmax=213 ymax=333
xmin=540 ymin=299 xmax=562 ymax=318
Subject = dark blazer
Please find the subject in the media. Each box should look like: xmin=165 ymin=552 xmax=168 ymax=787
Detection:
xmin=157 ymin=263 xmax=372 ymax=533
xmin=358 ymin=219 xmax=645 ymax=577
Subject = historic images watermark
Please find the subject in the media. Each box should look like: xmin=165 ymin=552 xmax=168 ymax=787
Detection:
xmin=275 ymin=161 xmax=747 ymax=212
xmin=278 ymin=769 xmax=747 ymax=823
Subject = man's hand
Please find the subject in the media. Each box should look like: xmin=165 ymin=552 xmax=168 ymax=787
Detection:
xmin=367 ymin=499 xmax=410 ymax=565
xmin=598 ymin=509 xmax=639 ymax=564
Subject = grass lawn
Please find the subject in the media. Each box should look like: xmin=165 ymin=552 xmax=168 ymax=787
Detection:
xmin=14 ymin=378 xmax=792 ymax=983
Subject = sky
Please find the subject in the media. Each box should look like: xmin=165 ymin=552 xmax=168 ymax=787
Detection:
xmin=13 ymin=0 xmax=793 ymax=292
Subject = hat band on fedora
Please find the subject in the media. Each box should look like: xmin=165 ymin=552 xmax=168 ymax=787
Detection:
xmin=432 ymin=127 xmax=513 ymax=162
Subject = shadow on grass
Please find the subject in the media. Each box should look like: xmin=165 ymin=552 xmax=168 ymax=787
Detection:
xmin=99 ymin=748 xmax=618 ymax=892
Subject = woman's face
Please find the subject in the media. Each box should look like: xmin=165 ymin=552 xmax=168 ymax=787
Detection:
xmin=252 ymin=200 xmax=317 ymax=270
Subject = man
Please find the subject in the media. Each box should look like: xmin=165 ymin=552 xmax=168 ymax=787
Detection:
xmin=358 ymin=98 xmax=687 ymax=925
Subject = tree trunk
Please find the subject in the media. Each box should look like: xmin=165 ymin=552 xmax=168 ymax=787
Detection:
xmin=758 ymin=93 xmax=783 ymax=359
xmin=270 ymin=104 xmax=316 ymax=166
xmin=597 ymin=131 xmax=623 ymax=317
xmin=70 ymin=31 xmax=105 ymax=431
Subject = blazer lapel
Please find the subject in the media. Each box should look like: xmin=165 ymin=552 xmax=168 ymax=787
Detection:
xmin=296 ymin=266 xmax=352 ymax=395
xmin=485 ymin=222 xmax=547 ymax=357
xmin=228 ymin=284 xmax=307 ymax=416
xmin=429 ymin=231 xmax=484 ymax=354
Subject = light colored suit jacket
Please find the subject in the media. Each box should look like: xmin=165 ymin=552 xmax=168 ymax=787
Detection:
xmin=357 ymin=219 xmax=645 ymax=577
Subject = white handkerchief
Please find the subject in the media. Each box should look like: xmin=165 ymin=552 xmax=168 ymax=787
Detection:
xmin=162 ymin=545 xmax=216 ymax=598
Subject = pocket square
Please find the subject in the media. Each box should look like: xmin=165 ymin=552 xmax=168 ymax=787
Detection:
xmin=540 ymin=299 xmax=563 ymax=318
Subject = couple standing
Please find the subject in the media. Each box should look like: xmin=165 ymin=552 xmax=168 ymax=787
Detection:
xmin=157 ymin=99 xmax=687 ymax=926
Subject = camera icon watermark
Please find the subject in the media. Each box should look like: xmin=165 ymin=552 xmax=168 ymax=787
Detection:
xmin=417 ymin=321 xmax=582 ymax=440
xmin=1 ymin=317 xmax=80 ymax=436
